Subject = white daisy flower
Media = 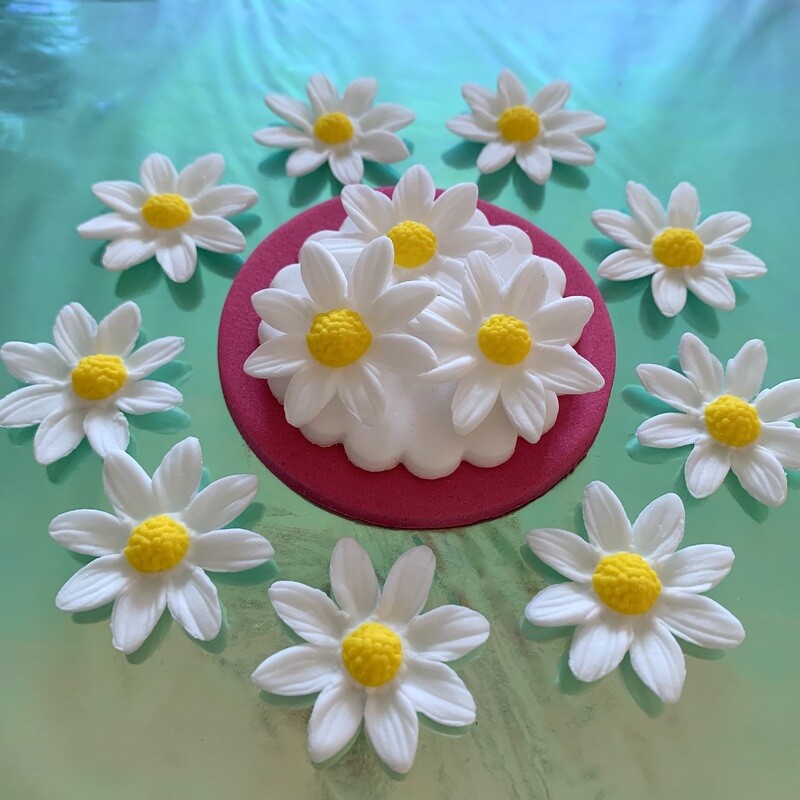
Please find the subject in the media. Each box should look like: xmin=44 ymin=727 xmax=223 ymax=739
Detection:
xmin=252 ymin=537 xmax=489 ymax=774
xmin=253 ymin=74 xmax=414 ymax=185
xmin=446 ymin=69 xmax=605 ymax=184
xmin=309 ymin=165 xmax=510 ymax=288
xmin=416 ymin=250 xmax=603 ymax=442
xmin=0 ymin=302 xmax=184 ymax=464
xmin=592 ymin=181 xmax=766 ymax=317
xmin=244 ymin=237 xmax=438 ymax=428
xmin=51 ymin=437 xmax=273 ymax=654
xmin=635 ymin=332 xmax=800 ymax=506
xmin=525 ymin=482 xmax=744 ymax=704
xmin=77 ymin=153 xmax=259 ymax=283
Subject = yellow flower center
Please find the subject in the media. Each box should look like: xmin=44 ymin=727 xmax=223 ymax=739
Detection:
xmin=477 ymin=314 xmax=532 ymax=365
xmin=497 ymin=105 xmax=540 ymax=142
xmin=704 ymin=394 xmax=761 ymax=447
xmin=341 ymin=622 xmax=403 ymax=687
xmin=313 ymin=111 xmax=354 ymax=145
xmin=651 ymin=227 xmax=705 ymax=268
xmin=140 ymin=193 xmax=192 ymax=229
xmin=71 ymin=354 xmax=127 ymax=400
xmin=124 ymin=514 xmax=190 ymax=573
xmin=386 ymin=221 xmax=438 ymax=269
xmin=306 ymin=309 xmax=372 ymax=368
xmin=592 ymin=552 xmax=662 ymax=615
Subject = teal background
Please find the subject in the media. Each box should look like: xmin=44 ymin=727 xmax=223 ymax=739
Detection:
xmin=1 ymin=1 xmax=799 ymax=797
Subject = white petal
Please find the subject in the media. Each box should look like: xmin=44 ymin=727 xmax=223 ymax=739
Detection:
xmin=636 ymin=413 xmax=703 ymax=448
xmin=542 ymin=109 xmax=605 ymax=136
xmin=95 ymin=302 xmax=141 ymax=357
xmin=359 ymin=103 xmax=414 ymax=132
xmin=91 ymin=181 xmax=147 ymax=214
xmin=329 ymin=537 xmax=380 ymax=619
xmin=437 ymin=225 xmax=510 ymax=259
xmin=364 ymin=690 xmax=419 ymax=775
xmin=651 ymin=269 xmax=688 ymax=317
xmin=754 ymin=379 xmax=800 ymax=422
xmin=658 ymin=592 xmax=745 ymax=649
xmin=393 ymin=164 xmax=435 ymax=219
xmin=725 ymin=339 xmax=766 ymax=400
xmin=525 ymin=583 xmax=601 ymax=627
xmin=111 ymin=579 xmax=168 ymax=654
xmin=139 ymin=153 xmax=178 ymax=194
xmin=167 ymin=566 xmax=221 ymax=641
xmin=251 ymin=645 xmax=337 ymax=695
xmin=500 ymin=373 xmax=547 ymax=443
xmin=500 ymin=257 xmax=552 ymax=318
xmin=531 ymin=344 xmax=604 ymax=394
xmin=53 ymin=302 xmax=97 ymax=362
xmin=631 ymin=493 xmax=684 ymax=560
xmin=268 ymin=581 xmax=344 ymax=646
xmin=307 ymin=74 xmax=340 ymax=115
xmin=33 ymin=407 xmax=86 ymax=465
xmin=629 ymin=619 xmax=686 ymax=703
xmin=156 ymin=235 xmax=198 ymax=283
xmin=428 ymin=183 xmax=478 ymax=232
xmin=177 ymin=153 xmax=225 ymax=198
xmin=704 ymin=244 xmax=766 ymax=278
xmin=185 ymin=216 xmax=246 ymax=254
xmin=341 ymin=77 xmax=378 ymax=116
xmin=348 ymin=236 xmax=392 ymax=307
xmin=286 ymin=146 xmax=329 ymax=177
xmin=582 ymin=481 xmax=632 ymax=552
xmin=401 ymin=658 xmax=476 ymax=727
xmin=252 ymin=288 xmax=312 ymax=333
xmin=191 ymin=529 xmax=273 ymax=572
xmin=445 ymin=115 xmax=496 ymax=143
xmin=678 ymin=332 xmax=725 ymax=399
xmin=684 ymin=268 xmax=736 ymax=311
xmin=696 ymin=212 xmax=751 ymax=246
xmin=0 ymin=384 xmax=64 ymax=427
xmin=182 ymin=474 xmax=258 ymax=532
xmin=422 ymin=355 xmax=477 ymax=383
xmin=77 ymin=213 xmax=142 ymax=239
xmin=341 ymin=184 xmax=393 ymax=236
xmin=264 ymin=93 xmax=314 ymax=131
xmin=730 ymin=446 xmax=787 ymax=506
xmin=49 ymin=509 xmax=129 ymax=557
xmin=308 ymin=679 xmax=365 ymax=765
xmin=300 ymin=241 xmax=347 ymax=308
xmin=684 ymin=439 xmax=731 ymax=498
xmin=590 ymin=210 xmax=648 ymax=249
xmin=125 ymin=336 xmax=185 ymax=379
xmin=758 ymin=423 xmax=800 ymax=468
xmin=525 ymin=527 xmax=600 ymax=581
xmin=243 ymin=337 xmax=308 ymax=379
xmin=476 ymin=140 xmax=515 ymax=173
xmin=329 ymin=150 xmax=364 ymax=185
xmin=636 ymin=363 xmax=703 ymax=413
xmin=405 ymin=606 xmax=489 ymax=661
xmin=191 ymin=184 xmax=259 ymax=217
xmin=658 ymin=545 xmax=735 ymax=592
xmin=666 ymin=182 xmax=701 ymax=228
xmin=55 ymin=555 xmax=128 ymax=611
xmin=0 ymin=341 xmax=69 ymax=384
xmin=284 ymin=365 xmax=338 ymax=427
xmin=463 ymin=250 xmax=503 ymax=317
xmin=376 ymin=545 xmax=435 ymax=625
xmin=541 ymin=132 xmax=595 ymax=166
xmin=116 ymin=380 xmax=182 ymax=415
xmin=337 ymin=363 xmax=385 ymax=426
xmin=103 ymin=449 xmax=155 ymax=522
xmin=461 ymin=82 xmax=497 ymax=118
xmin=102 ymin=237 xmax=158 ymax=271
xmin=530 ymin=80 xmax=570 ymax=114
xmin=596 ymin=249 xmax=659 ymax=281
xmin=625 ymin=181 xmax=667 ymax=233
xmin=530 ymin=296 xmax=594 ymax=345
xmin=568 ymin=617 xmax=633 ymax=682
xmin=369 ymin=334 xmax=437 ymax=373
xmin=451 ymin=372 xmax=501 ymax=435
xmin=516 ymin=145 xmax=553 ymax=184
xmin=497 ymin=69 xmax=528 ymax=106
xmin=83 ymin=407 xmax=130 ymax=457
xmin=151 ymin=437 xmax=202 ymax=513
xmin=357 ymin=130 xmax=409 ymax=163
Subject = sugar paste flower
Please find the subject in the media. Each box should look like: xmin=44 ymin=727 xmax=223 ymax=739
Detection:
xmin=254 ymin=75 xmax=413 ymax=185
xmin=592 ymin=181 xmax=765 ymax=317
xmin=244 ymin=237 xmax=437 ymax=428
xmin=51 ymin=437 xmax=273 ymax=654
xmin=525 ymin=481 xmax=744 ymax=703
xmin=416 ymin=250 xmax=603 ymax=442
xmin=252 ymin=537 xmax=489 ymax=774
xmin=635 ymin=332 xmax=800 ymax=506
xmin=0 ymin=302 xmax=184 ymax=464
xmin=446 ymin=69 xmax=605 ymax=184
xmin=309 ymin=165 xmax=510 ymax=287
xmin=77 ymin=153 xmax=258 ymax=283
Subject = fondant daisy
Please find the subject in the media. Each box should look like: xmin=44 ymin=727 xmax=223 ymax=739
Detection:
xmin=635 ymin=333 xmax=800 ymax=506
xmin=244 ymin=237 xmax=437 ymax=428
xmin=0 ymin=302 xmax=184 ymax=464
xmin=592 ymin=181 xmax=765 ymax=317
xmin=446 ymin=69 xmax=605 ymax=184
xmin=310 ymin=165 xmax=510 ymax=284
xmin=51 ymin=437 xmax=273 ymax=654
xmin=252 ymin=537 xmax=489 ymax=774
xmin=253 ymin=75 xmax=413 ymax=185
xmin=416 ymin=250 xmax=603 ymax=442
xmin=77 ymin=153 xmax=258 ymax=283
xmin=525 ymin=482 xmax=744 ymax=703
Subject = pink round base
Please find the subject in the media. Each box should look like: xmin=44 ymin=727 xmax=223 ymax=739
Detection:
xmin=218 ymin=193 xmax=615 ymax=530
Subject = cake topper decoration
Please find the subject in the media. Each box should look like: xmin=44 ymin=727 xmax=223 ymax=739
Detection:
xmin=0 ymin=301 xmax=184 ymax=464
xmin=51 ymin=437 xmax=273 ymax=654
xmin=592 ymin=181 xmax=766 ymax=317
xmin=251 ymin=537 xmax=489 ymax=774
xmin=254 ymin=74 xmax=414 ymax=185
xmin=635 ymin=332 xmax=800 ymax=506
xmin=446 ymin=69 xmax=605 ymax=183
xmin=525 ymin=481 xmax=745 ymax=704
xmin=77 ymin=153 xmax=258 ymax=283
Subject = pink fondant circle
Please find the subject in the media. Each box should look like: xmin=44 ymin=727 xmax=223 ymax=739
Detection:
xmin=218 ymin=193 xmax=615 ymax=530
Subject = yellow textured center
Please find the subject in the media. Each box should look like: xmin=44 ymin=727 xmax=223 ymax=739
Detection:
xmin=313 ymin=111 xmax=354 ymax=145
xmin=306 ymin=309 xmax=372 ymax=368
xmin=140 ymin=193 xmax=192 ymax=229
xmin=124 ymin=514 xmax=190 ymax=573
xmin=651 ymin=227 xmax=705 ymax=268
xmin=592 ymin=552 xmax=662 ymax=615
xmin=477 ymin=314 xmax=532 ymax=365
xmin=497 ymin=105 xmax=540 ymax=142
xmin=386 ymin=221 xmax=438 ymax=269
xmin=704 ymin=394 xmax=761 ymax=447
xmin=341 ymin=622 xmax=403 ymax=687
xmin=71 ymin=354 xmax=127 ymax=400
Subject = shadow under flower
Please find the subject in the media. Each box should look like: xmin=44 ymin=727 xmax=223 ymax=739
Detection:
xmin=46 ymin=438 xmax=93 ymax=484
xmin=619 ymin=656 xmax=664 ymax=717
xmin=441 ymin=140 xmax=483 ymax=170
xmin=723 ymin=472 xmax=769 ymax=523
xmin=128 ymin=407 xmax=191 ymax=435
xmin=167 ymin=267 xmax=205 ymax=311
xmin=364 ymin=160 xmax=400 ymax=187
xmin=290 ymin=164 xmax=340 ymax=208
